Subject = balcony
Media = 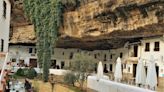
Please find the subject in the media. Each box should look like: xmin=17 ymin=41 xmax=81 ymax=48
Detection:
xmin=126 ymin=57 xmax=138 ymax=64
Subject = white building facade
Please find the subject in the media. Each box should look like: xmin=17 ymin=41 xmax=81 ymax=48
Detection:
xmin=0 ymin=0 xmax=11 ymax=52
xmin=9 ymin=45 xmax=38 ymax=68
xmin=140 ymin=36 xmax=164 ymax=78
xmin=8 ymin=36 xmax=164 ymax=79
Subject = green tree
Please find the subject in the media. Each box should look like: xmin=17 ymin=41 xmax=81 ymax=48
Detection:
xmin=23 ymin=0 xmax=63 ymax=82
xmin=70 ymin=53 xmax=96 ymax=90
xmin=64 ymin=72 xmax=77 ymax=86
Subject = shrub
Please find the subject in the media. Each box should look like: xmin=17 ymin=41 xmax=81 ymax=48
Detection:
xmin=23 ymin=68 xmax=29 ymax=76
xmin=64 ymin=73 xmax=77 ymax=86
xmin=16 ymin=68 xmax=24 ymax=76
xmin=15 ymin=68 xmax=37 ymax=79
xmin=27 ymin=68 xmax=37 ymax=79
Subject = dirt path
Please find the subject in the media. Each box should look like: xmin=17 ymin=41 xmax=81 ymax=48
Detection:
xmin=31 ymin=80 xmax=74 ymax=92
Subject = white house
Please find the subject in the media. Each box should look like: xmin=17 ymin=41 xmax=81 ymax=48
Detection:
xmin=140 ymin=35 xmax=164 ymax=78
xmin=0 ymin=0 xmax=11 ymax=52
xmin=9 ymin=45 xmax=38 ymax=68
xmin=0 ymin=1 xmax=11 ymax=91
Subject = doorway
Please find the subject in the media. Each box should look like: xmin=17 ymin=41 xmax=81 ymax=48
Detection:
xmin=51 ymin=60 xmax=56 ymax=69
xmin=61 ymin=61 xmax=65 ymax=69
xmin=1 ymin=39 xmax=4 ymax=52
xmin=29 ymin=59 xmax=37 ymax=68
xmin=156 ymin=66 xmax=159 ymax=86
xmin=94 ymin=63 xmax=97 ymax=72
xmin=133 ymin=45 xmax=138 ymax=57
xmin=133 ymin=64 xmax=137 ymax=77
xmin=104 ymin=64 xmax=108 ymax=73
xmin=110 ymin=64 xmax=113 ymax=72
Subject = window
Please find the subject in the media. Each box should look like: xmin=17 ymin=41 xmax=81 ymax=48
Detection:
xmin=94 ymin=63 xmax=97 ymax=72
xmin=61 ymin=61 xmax=65 ymax=69
xmin=29 ymin=59 xmax=37 ymax=67
xmin=104 ymin=54 xmax=107 ymax=61
xmin=110 ymin=64 xmax=112 ymax=71
xmin=1 ymin=39 xmax=4 ymax=52
xmin=154 ymin=42 xmax=160 ymax=51
xmin=133 ymin=46 xmax=138 ymax=57
xmin=128 ymin=67 xmax=131 ymax=72
xmin=123 ymin=64 xmax=126 ymax=69
xmin=103 ymin=64 xmax=108 ymax=73
xmin=19 ymin=60 xmax=25 ymax=67
xmin=51 ymin=60 xmax=56 ymax=68
xmin=3 ymin=1 xmax=6 ymax=18
xmin=11 ymin=58 xmax=16 ymax=62
xmin=34 ymin=48 xmax=37 ymax=53
xmin=29 ymin=48 xmax=33 ymax=53
xmin=29 ymin=48 xmax=37 ymax=53
xmin=145 ymin=43 xmax=150 ymax=51
xmin=110 ymin=54 xmax=113 ymax=59
xmin=120 ymin=52 xmax=123 ymax=58
xmin=70 ymin=52 xmax=73 ymax=59
xmin=94 ymin=54 xmax=97 ymax=59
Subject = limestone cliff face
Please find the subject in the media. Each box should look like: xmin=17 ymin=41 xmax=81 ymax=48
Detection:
xmin=10 ymin=0 xmax=164 ymax=49
xmin=10 ymin=0 xmax=28 ymax=27
xmin=10 ymin=0 xmax=33 ymax=44
xmin=61 ymin=0 xmax=164 ymax=38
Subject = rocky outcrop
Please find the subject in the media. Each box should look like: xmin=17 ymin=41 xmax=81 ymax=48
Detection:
xmin=57 ymin=0 xmax=164 ymax=50
xmin=9 ymin=0 xmax=33 ymax=44
xmin=61 ymin=0 xmax=164 ymax=38
xmin=10 ymin=25 xmax=36 ymax=44
xmin=10 ymin=0 xmax=29 ymax=27
xmin=10 ymin=0 xmax=164 ymax=50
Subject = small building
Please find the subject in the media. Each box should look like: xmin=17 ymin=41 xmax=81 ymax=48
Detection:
xmin=0 ymin=0 xmax=11 ymax=91
xmin=140 ymin=35 xmax=164 ymax=78
xmin=0 ymin=0 xmax=11 ymax=52
xmin=9 ymin=45 xmax=38 ymax=68
xmin=115 ymin=35 xmax=164 ymax=88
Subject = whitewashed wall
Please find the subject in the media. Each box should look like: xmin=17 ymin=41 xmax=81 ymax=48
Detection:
xmin=140 ymin=37 xmax=164 ymax=77
xmin=9 ymin=37 xmax=164 ymax=77
xmin=0 ymin=0 xmax=11 ymax=52
xmin=9 ymin=46 xmax=130 ymax=70
xmin=9 ymin=45 xmax=37 ymax=67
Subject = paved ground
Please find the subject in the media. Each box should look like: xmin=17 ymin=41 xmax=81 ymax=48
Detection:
xmin=15 ymin=74 xmax=163 ymax=92
xmin=9 ymin=81 xmax=25 ymax=92
xmin=157 ymin=77 xmax=164 ymax=92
